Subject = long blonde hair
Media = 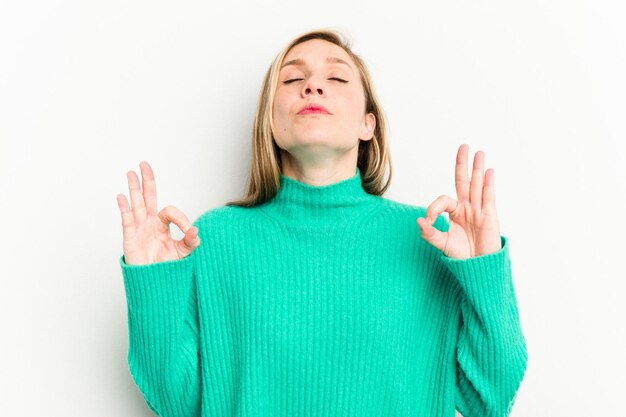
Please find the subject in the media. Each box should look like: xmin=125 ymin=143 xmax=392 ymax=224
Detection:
xmin=226 ymin=28 xmax=392 ymax=207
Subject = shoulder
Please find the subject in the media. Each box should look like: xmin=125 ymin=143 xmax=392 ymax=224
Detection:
xmin=374 ymin=195 xmax=451 ymax=233
xmin=192 ymin=205 xmax=250 ymax=230
xmin=376 ymin=195 xmax=426 ymax=217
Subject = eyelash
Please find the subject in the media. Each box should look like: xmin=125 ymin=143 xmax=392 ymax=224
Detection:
xmin=283 ymin=77 xmax=348 ymax=84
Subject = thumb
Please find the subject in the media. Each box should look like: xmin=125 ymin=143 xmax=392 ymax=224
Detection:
xmin=416 ymin=216 xmax=447 ymax=253
xmin=176 ymin=226 xmax=201 ymax=257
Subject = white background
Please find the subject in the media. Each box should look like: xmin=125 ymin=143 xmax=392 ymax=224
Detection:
xmin=1 ymin=1 xmax=624 ymax=416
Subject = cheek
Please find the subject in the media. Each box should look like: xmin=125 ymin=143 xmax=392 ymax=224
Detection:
xmin=344 ymin=86 xmax=366 ymax=108
xmin=273 ymin=93 xmax=290 ymax=119
xmin=271 ymin=94 xmax=290 ymax=136
xmin=345 ymin=92 xmax=367 ymax=125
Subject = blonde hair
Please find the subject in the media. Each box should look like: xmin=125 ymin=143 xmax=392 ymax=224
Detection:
xmin=226 ymin=28 xmax=392 ymax=207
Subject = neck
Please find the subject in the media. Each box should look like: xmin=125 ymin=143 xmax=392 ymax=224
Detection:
xmin=259 ymin=167 xmax=378 ymax=227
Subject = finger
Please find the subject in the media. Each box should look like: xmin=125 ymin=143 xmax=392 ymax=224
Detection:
xmin=425 ymin=194 xmax=459 ymax=223
xmin=116 ymin=193 xmax=135 ymax=242
xmin=158 ymin=205 xmax=193 ymax=236
xmin=127 ymin=170 xmax=147 ymax=223
xmin=416 ymin=217 xmax=448 ymax=253
xmin=482 ymin=168 xmax=497 ymax=217
xmin=140 ymin=161 xmax=158 ymax=217
xmin=455 ymin=144 xmax=470 ymax=204
xmin=470 ymin=150 xmax=485 ymax=214
xmin=178 ymin=225 xmax=201 ymax=255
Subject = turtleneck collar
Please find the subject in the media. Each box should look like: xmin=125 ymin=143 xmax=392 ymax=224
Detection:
xmin=259 ymin=167 xmax=379 ymax=226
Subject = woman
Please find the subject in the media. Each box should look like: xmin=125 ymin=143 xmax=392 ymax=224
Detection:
xmin=117 ymin=29 xmax=528 ymax=417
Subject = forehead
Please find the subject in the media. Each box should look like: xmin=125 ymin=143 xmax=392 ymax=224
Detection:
xmin=282 ymin=39 xmax=355 ymax=69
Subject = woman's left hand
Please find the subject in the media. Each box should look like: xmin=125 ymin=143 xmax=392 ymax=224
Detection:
xmin=417 ymin=144 xmax=502 ymax=260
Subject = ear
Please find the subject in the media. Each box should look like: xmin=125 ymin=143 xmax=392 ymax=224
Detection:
xmin=359 ymin=112 xmax=376 ymax=141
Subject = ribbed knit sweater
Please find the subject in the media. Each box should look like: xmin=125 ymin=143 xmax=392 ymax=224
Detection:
xmin=119 ymin=167 xmax=528 ymax=417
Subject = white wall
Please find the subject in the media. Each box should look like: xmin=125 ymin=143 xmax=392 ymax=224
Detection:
xmin=1 ymin=1 xmax=624 ymax=415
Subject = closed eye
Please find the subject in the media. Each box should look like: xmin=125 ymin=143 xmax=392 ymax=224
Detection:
xmin=283 ymin=77 xmax=348 ymax=84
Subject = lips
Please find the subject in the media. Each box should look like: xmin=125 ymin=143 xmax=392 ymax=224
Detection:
xmin=298 ymin=103 xmax=331 ymax=115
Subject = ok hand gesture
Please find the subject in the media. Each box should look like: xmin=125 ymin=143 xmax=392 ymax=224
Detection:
xmin=116 ymin=161 xmax=201 ymax=265
xmin=417 ymin=144 xmax=502 ymax=260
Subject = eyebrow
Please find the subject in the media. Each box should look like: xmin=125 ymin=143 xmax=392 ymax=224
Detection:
xmin=280 ymin=57 xmax=354 ymax=74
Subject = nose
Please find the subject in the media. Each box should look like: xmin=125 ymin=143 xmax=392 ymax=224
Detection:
xmin=304 ymin=86 xmax=323 ymax=95
xmin=302 ymin=78 xmax=324 ymax=97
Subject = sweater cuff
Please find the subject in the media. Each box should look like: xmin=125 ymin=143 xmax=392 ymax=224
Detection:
xmin=119 ymin=254 xmax=195 ymax=314
xmin=439 ymin=236 xmax=512 ymax=314
xmin=119 ymin=254 xmax=193 ymax=276
xmin=440 ymin=235 xmax=508 ymax=263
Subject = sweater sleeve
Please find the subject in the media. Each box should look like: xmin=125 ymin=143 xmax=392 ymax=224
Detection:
xmin=119 ymin=241 xmax=202 ymax=416
xmin=434 ymin=215 xmax=528 ymax=417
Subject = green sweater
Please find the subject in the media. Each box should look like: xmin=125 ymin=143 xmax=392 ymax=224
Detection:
xmin=119 ymin=167 xmax=528 ymax=417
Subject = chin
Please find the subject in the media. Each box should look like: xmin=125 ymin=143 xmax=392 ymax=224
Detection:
xmin=293 ymin=135 xmax=336 ymax=146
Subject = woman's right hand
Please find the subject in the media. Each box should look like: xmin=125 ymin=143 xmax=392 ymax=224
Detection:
xmin=117 ymin=161 xmax=201 ymax=266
